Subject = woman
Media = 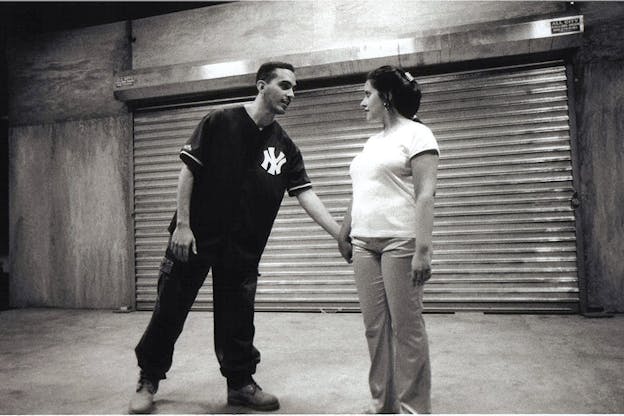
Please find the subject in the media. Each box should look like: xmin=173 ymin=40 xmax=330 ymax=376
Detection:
xmin=338 ymin=65 xmax=439 ymax=414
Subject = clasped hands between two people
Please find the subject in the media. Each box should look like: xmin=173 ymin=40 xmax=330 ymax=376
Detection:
xmin=170 ymin=224 xmax=431 ymax=287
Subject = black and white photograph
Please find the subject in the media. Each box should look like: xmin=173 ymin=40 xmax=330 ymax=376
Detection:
xmin=0 ymin=1 xmax=623 ymax=414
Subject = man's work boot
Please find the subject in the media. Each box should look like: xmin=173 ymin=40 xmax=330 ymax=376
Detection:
xmin=128 ymin=377 xmax=157 ymax=414
xmin=227 ymin=380 xmax=280 ymax=411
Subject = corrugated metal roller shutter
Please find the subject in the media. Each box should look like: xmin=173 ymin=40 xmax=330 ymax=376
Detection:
xmin=133 ymin=61 xmax=580 ymax=313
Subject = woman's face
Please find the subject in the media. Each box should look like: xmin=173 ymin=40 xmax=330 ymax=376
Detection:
xmin=360 ymin=80 xmax=385 ymax=122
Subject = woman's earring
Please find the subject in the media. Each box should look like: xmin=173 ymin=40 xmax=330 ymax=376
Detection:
xmin=383 ymin=101 xmax=390 ymax=111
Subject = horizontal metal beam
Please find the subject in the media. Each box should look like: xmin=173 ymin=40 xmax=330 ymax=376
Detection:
xmin=114 ymin=15 xmax=584 ymax=102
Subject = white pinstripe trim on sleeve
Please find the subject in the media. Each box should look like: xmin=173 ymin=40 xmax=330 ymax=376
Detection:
xmin=288 ymin=183 xmax=312 ymax=192
xmin=180 ymin=150 xmax=203 ymax=166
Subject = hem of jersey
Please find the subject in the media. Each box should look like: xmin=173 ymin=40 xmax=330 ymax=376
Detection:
xmin=288 ymin=183 xmax=312 ymax=193
xmin=180 ymin=150 xmax=204 ymax=167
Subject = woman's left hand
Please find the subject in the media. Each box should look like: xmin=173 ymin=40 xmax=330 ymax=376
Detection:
xmin=410 ymin=252 xmax=432 ymax=286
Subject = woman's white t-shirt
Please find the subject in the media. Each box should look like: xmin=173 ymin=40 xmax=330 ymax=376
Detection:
xmin=349 ymin=121 xmax=439 ymax=238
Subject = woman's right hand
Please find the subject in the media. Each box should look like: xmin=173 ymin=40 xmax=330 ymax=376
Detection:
xmin=169 ymin=225 xmax=197 ymax=262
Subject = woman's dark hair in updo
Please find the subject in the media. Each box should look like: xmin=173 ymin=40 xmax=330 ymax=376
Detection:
xmin=367 ymin=65 xmax=422 ymax=120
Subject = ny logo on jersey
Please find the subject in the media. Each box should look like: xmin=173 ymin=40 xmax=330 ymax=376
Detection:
xmin=261 ymin=147 xmax=287 ymax=175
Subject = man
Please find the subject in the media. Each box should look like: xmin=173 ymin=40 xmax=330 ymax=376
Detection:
xmin=128 ymin=62 xmax=342 ymax=414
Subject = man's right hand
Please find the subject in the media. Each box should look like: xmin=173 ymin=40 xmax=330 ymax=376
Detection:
xmin=338 ymin=237 xmax=353 ymax=264
xmin=169 ymin=225 xmax=198 ymax=262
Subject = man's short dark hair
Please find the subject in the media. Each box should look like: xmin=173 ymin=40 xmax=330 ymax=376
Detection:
xmin=256 ymin=61 xmax=295 ymax=82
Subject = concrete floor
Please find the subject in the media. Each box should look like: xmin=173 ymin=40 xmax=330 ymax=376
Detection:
xmin=0 ymin=309 xmax=623 ymax=414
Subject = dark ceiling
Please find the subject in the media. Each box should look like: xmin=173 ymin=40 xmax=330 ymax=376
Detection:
xmin=0 ymin=2 xmax=226 ymax=33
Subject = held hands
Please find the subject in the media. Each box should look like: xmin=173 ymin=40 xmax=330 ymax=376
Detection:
xmin=410 ymin=251 xmax=432 ymax=286
xmin=337 ymin=236 xmax=353 ymax=264
xmin=170 ymin=225 xmax=198 ymax=262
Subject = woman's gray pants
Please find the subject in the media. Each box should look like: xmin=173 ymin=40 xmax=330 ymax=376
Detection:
xmin=352 ymin=237 xmax=431 ymax=414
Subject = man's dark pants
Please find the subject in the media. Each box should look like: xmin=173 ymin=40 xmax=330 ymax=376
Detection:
xmin=135 ymin=244 xmax=261 ymax=387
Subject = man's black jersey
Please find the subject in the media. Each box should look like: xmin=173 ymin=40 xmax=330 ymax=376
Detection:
xmin=168 ymin=106 xmax=312 ymax=264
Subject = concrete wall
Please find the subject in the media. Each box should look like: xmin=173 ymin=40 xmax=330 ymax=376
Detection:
xmin=9 ymin=117 xmax=133 ymax=307
xmin=6 ymin=1 xmax=624 ymax=311
xmin=7 ymin=22 xmax=134 ymax=308
xmin=573 ymin=3 xmax=624 ymax=312
xmin=8 ymin=23 xmax=129 ymax=124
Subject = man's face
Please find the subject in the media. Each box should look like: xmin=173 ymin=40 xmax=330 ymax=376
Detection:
xmin=260 ymin=68 xmax=297 ymax=115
